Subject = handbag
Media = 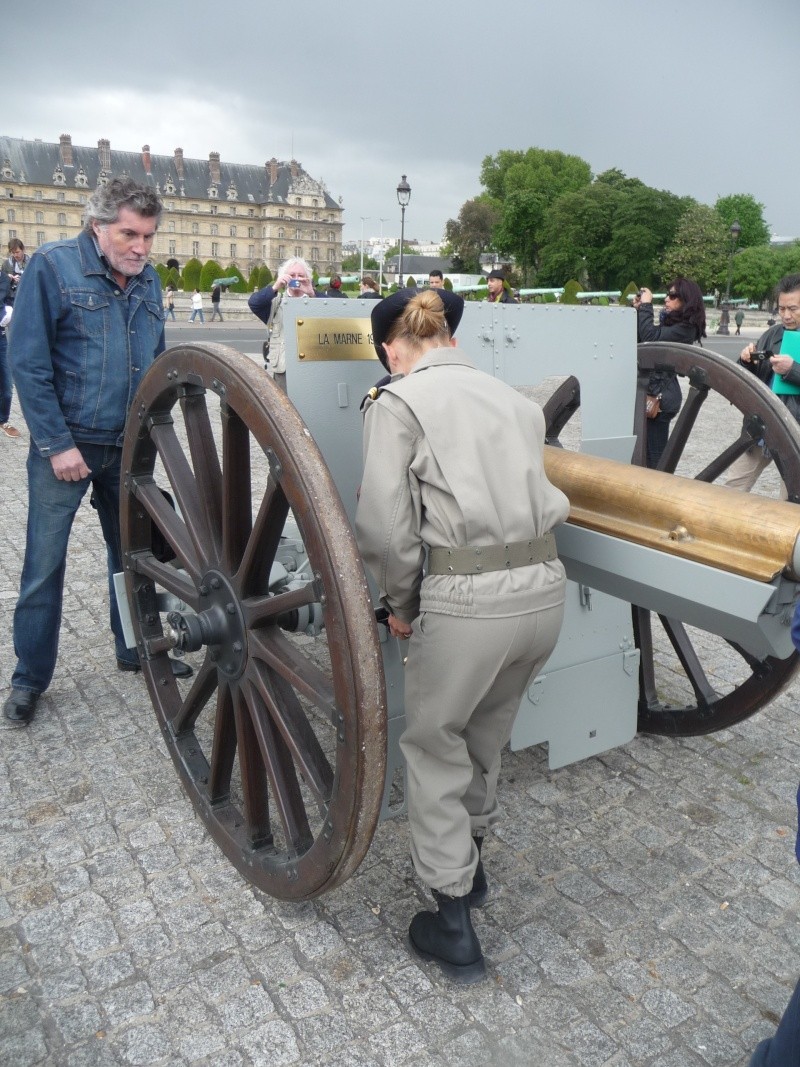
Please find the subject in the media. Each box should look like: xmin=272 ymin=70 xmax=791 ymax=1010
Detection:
xmin=645 ymin=393 xmax=662 ymax=419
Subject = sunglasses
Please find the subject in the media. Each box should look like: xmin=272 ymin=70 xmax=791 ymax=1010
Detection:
xmin=666 ymin=291 xmax=679 ymax=299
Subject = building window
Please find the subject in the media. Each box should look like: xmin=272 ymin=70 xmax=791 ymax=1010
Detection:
xmin=312 ymin=199 xmax=318 ymax=207
xmin=57 ymin=212 xmax=67 ymax=226
xmin=295 ymin=246 xmax=302 ymax=257
xmin=4 ymin=188 xmax=13 ymax=198
xmin=6 ymin=208 xmax=14 ymax=222
xmin=328 ymin=248 xmax=336 ymax=262
xmin=79 ymin=195 xmax=87 ymax=205
xmin=248 ymin=244 xmax=255 ymax=260
xmin=278 ymin=245 xmax=285 ymax=259
xmin=169 ymin=240 xmax=176 ymax=255
xmin=35 ymin=210 xmax=44 ymax=224
xmin=191 ymin=222 xmax=199 ymax=235
xmin=328 ymin=232 xmax=335 ymax=242
xmin=278 ymin=209 xmax=285 ymax=219
xmin=296 ymin=211 xmax=302 ymax=220
xmin=278 ymin=228 xmax=285 ymax=239
xmin=211 ymin=242 xmax=219 ymax=257
xmin=192 ymin=241 xmax=200 ymax=256
xmin=210 ymin=204 xmax=218 ymax=215
xmin=168 ymin=221 xmax=175 ymax=233
xmin=35 ymin=190 xmax=43 ymax=201
xmin=57 ymin=191 xmax=65 ymax=203
xmin=191 ymin=204 xmax=199 ymax=213
xmin=229 ymin=225 xmax=236 ymax=237
xmin=7 ymin=229 xmax=16 ymax=238
xmin=311 ymin=230 xmax=319 ymax=241
xmin=210 ymin=223 xmax=218 ymax=236
xmin=59 ymin=233 xmax=67 ymax=241
xmin=294 ymin=229 xmax=301 ymax=240
xmin=247 ymin=226 xmax=254 ymax=238
xmin=295 ymin=198 xmax=301 ymax=206
xmin=248 ymin=208 xmax=255 ymax=217
xmin=312 ymin=247 xmax=319 ymax=261
xmin=230 ymin=244 xmax=237 ymax=259
xmin=37 ymin=231 xmax=45 ymax=245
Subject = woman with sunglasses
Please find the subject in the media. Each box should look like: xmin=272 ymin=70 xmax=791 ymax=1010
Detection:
xmin=633 ymin=277 xmax=707 ymax=468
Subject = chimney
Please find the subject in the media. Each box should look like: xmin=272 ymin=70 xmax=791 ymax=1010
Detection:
xmin=267 ymin=157 xmax=279 ymax=186
xmin=173 ymin=147 xmax=184 ymax=179
xmin=290 ymin=159 xmax=299 ymax=179
xmin=97 ymin=138 xmax=111 ymax=171
xmin=59 ymin=134 xmax=73 ymax=167
xmin=141 ymin=144 xmax=152 ymax=175
xmin=209 ymin=151 xmax=221 ymax=186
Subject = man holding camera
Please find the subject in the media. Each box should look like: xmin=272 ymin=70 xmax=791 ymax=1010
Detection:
xmin=248 ymin=256 xmax=319 ymax=391
xmin=725 ymin=273 xmax=800 ymax=496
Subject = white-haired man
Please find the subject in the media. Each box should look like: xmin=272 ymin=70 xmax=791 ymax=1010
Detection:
xmin=248 ymin=257 xmax=319 ymax=390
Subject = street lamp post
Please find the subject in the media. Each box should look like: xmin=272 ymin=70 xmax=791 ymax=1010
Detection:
xmin=716 ymin=220 xmax=742 ymax=336
xmin=396 ymin=175 xmax=411 ymax=288
xmin=359 ymin=216 xmax=370 ymax=282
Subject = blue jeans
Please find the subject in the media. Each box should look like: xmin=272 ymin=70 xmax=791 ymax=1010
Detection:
xmin=11 ymin=443 xmax=135 ymax=693
xmin=163 ymin=306 xmax=176 ymax=321
xmin=188 ymin=309 xmax=205 ymax=323
xmin=0 ymin=329 xmax=11 ymax=424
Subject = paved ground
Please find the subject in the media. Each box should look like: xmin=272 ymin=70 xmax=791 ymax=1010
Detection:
xmin=2 ymin=332 xmax=800 ymax=1067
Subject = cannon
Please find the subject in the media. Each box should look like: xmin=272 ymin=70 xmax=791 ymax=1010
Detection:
xmin=118 ymin=301 xmax=800 ymax=901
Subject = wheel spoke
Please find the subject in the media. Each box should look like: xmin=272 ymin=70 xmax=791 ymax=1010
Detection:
xmin=242 ymin=582 xmax=319 ymax=629
xmin=246 ymin=658 xmax=334 ymax=810
xmin=181 ymin=392 xmax=223 ymax=561
xmin=126 ymin=553 xmax=199 ymax=609
xmin=149 ymin=420 xmax=216 ymax=571
xmin=632 ymin=606 xmax=659 ymax=708
xmin=656 ymin=383 xmax=708 ymax=473
xmin=237 ymin=474 xmax=290 ymax=597
xmin=129 ymin=475 xmax=203 ymax=583
xmin=221 ymin=406 xmax=253 ymax=573
xmin=170 ymin=658 xmax=219 ymax=734
xmin=233 ymin=688 xmax=273 ymax=849
xmin=659 ymin=615 xmax=718 ymax=707
xmin=207 ymin=682 xmax=237 ymax=803
xmin=249 ymin=628 xmax=338 ymax=723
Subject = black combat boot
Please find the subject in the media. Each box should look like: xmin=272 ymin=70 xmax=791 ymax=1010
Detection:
xmin=408 ymin=889 xmax=486 ymax=984
xmin=468 ymin=835 xmax=488 ymax=908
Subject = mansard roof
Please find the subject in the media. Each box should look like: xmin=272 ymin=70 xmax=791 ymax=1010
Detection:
xmin=0 ymin=135 xmax=341 ymax=211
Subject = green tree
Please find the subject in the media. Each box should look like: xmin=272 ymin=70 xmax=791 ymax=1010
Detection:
xmin=182 ymin=257 xmax=202 ymax=292
xmin=603 ymin=185 xmax=695 ymax=291
xmin=731 ymin=243 xmax=800 ymax=304
xmin=341 ymin=251 xmax=379 ymax=272
xmin=715 ymin=194 xmax=770 ymax=249
xmin=659 ymin=203 xmax=728 ymax=292
xmin=154 ymin=263 xmax=169 ymax=286
xmin=165 ymin=267 xmax=180 ymax=291
xmin=257 ymin=265 xmax=273 ymax=288
xmin=443 ymin=197 xmax=500 ymax=272
xmin=479 ymin=147 xmax=592 ymax=280
xmin=537 ymin=182 xmax=617 ymax=288
xmin=561 ymin=279 xmax=582 ymax=305
xmin=199 ymin=260 xmax=223 ymax=292
xmin=248 ymin=267 xmax=260 ymax=291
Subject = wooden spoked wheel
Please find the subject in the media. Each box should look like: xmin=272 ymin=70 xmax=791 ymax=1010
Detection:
xmin=543 ymin=342 xmax=800 ymax=737
xmin=120 ymin=344 xmax=386 ymax=899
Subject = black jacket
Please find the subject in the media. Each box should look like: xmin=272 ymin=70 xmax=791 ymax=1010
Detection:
xmin=636 ymin=304 xmax=702 ymax=418
xmin=739 ymin=322 xmax=800 ymax=423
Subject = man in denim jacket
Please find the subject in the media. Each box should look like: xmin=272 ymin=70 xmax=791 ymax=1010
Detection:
xmin=4 ymin=178 xmax=166 ymax=726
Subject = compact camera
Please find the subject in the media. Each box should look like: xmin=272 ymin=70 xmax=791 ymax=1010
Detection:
xmin=287 ymin=279 xmax=302 ymax=289
xmin=750 ymin=348 xmax=773 ymax=366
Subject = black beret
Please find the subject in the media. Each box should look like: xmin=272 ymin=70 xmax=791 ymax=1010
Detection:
xmin=487 ymin=269 xmax=505 ymax=281
xmin=371 ymin=287 xmax=464 ymax=369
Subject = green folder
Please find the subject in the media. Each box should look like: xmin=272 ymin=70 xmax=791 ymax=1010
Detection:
xmin=772 ymin=328 xmax=800 ymax=395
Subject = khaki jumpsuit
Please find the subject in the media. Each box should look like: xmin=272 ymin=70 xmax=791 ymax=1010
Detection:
xmin=355 ymin=349 xmax=569 ymax=896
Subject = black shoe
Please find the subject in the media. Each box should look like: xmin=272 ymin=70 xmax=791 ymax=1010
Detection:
xmin=4 ymin=688 xmax=39 ymax=727
xmin=409 ymin=889 xmax=486 ymax=984
xmin=468 ymin=835 xmax=488 ymax=908
xmin=117 ymin=657 xmax=194 ymax=679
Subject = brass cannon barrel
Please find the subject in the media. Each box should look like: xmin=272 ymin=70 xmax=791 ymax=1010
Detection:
xmin=544 ymin=447 xmax=800 ymax=583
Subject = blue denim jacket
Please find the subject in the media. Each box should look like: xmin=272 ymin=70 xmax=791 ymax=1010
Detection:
xmin=8 ymin=230 xmax=165 ymax=456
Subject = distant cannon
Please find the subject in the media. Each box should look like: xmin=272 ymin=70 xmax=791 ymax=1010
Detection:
xmin=119 ymin=302 xmax=800 ymax=899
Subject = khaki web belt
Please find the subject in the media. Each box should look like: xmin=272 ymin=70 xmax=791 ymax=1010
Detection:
xmin=427 ymin=532 xmax=557 ymax=575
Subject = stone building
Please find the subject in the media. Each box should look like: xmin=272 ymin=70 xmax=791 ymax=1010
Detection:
xmin=0 ymin=134 xmax=344 ymax=275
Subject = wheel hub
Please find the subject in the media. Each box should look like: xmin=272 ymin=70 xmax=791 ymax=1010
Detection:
xmin=168 ymin=568 xmax=247 ymax=679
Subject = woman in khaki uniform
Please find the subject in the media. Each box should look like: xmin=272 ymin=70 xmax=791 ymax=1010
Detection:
xmin=355 ymin=289 xmax=569 ymax=984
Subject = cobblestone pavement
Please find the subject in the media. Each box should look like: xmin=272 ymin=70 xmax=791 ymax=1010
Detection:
xmin=2 ymin=337 xmax=800 ymax=1067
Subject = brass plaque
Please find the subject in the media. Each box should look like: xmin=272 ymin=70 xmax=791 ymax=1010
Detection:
xmin=294 ymin=317 xmax=379 ymax=362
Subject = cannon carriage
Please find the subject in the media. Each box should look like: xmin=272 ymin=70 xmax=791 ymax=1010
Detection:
xmin=118 ymin=300 xmax=800 ymax=902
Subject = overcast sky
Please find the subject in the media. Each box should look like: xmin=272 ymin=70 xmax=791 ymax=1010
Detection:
xmin=10 ymin=1 xmax=798 ymax=246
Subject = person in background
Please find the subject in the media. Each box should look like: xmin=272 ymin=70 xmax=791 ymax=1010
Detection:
xmin=0 ymin=270 xmax=20 ymax=438
xmin=188 ymin=288 xmax=204 ymax=323
xmin=359 ymin=276 xmax=382 ymax=299
xmin=428 ymin=269 xmax=444 ymax=289
xmin=485 ymin=269 xmax=517 ymax=304
xmin=325 ymin=272 xmax=348 ymax=298
xmin=735 ymin=307 xmax=745 ymax=336
xmin=3 ymin=178 xmax=193 ymax=729
xmin=633 ymin=277 xmax=706 ymax=468
xmin=724 ymin=274 xmax=800 ymax=498
xmin=356 ymin=289 xmax=568 ymax=984
xmin=163 ymin=285 xmax=176 ymax=321
xmin=2 ymin=238 xmax=30 ymax=305
xmin=210 ymin=283 xmax=224 ymax=321
xmin=248 ymin=256 xmax=319 ymax=390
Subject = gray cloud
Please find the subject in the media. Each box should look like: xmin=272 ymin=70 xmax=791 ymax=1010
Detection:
xmin=9 ymin=0 xmax=797 ymax=243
